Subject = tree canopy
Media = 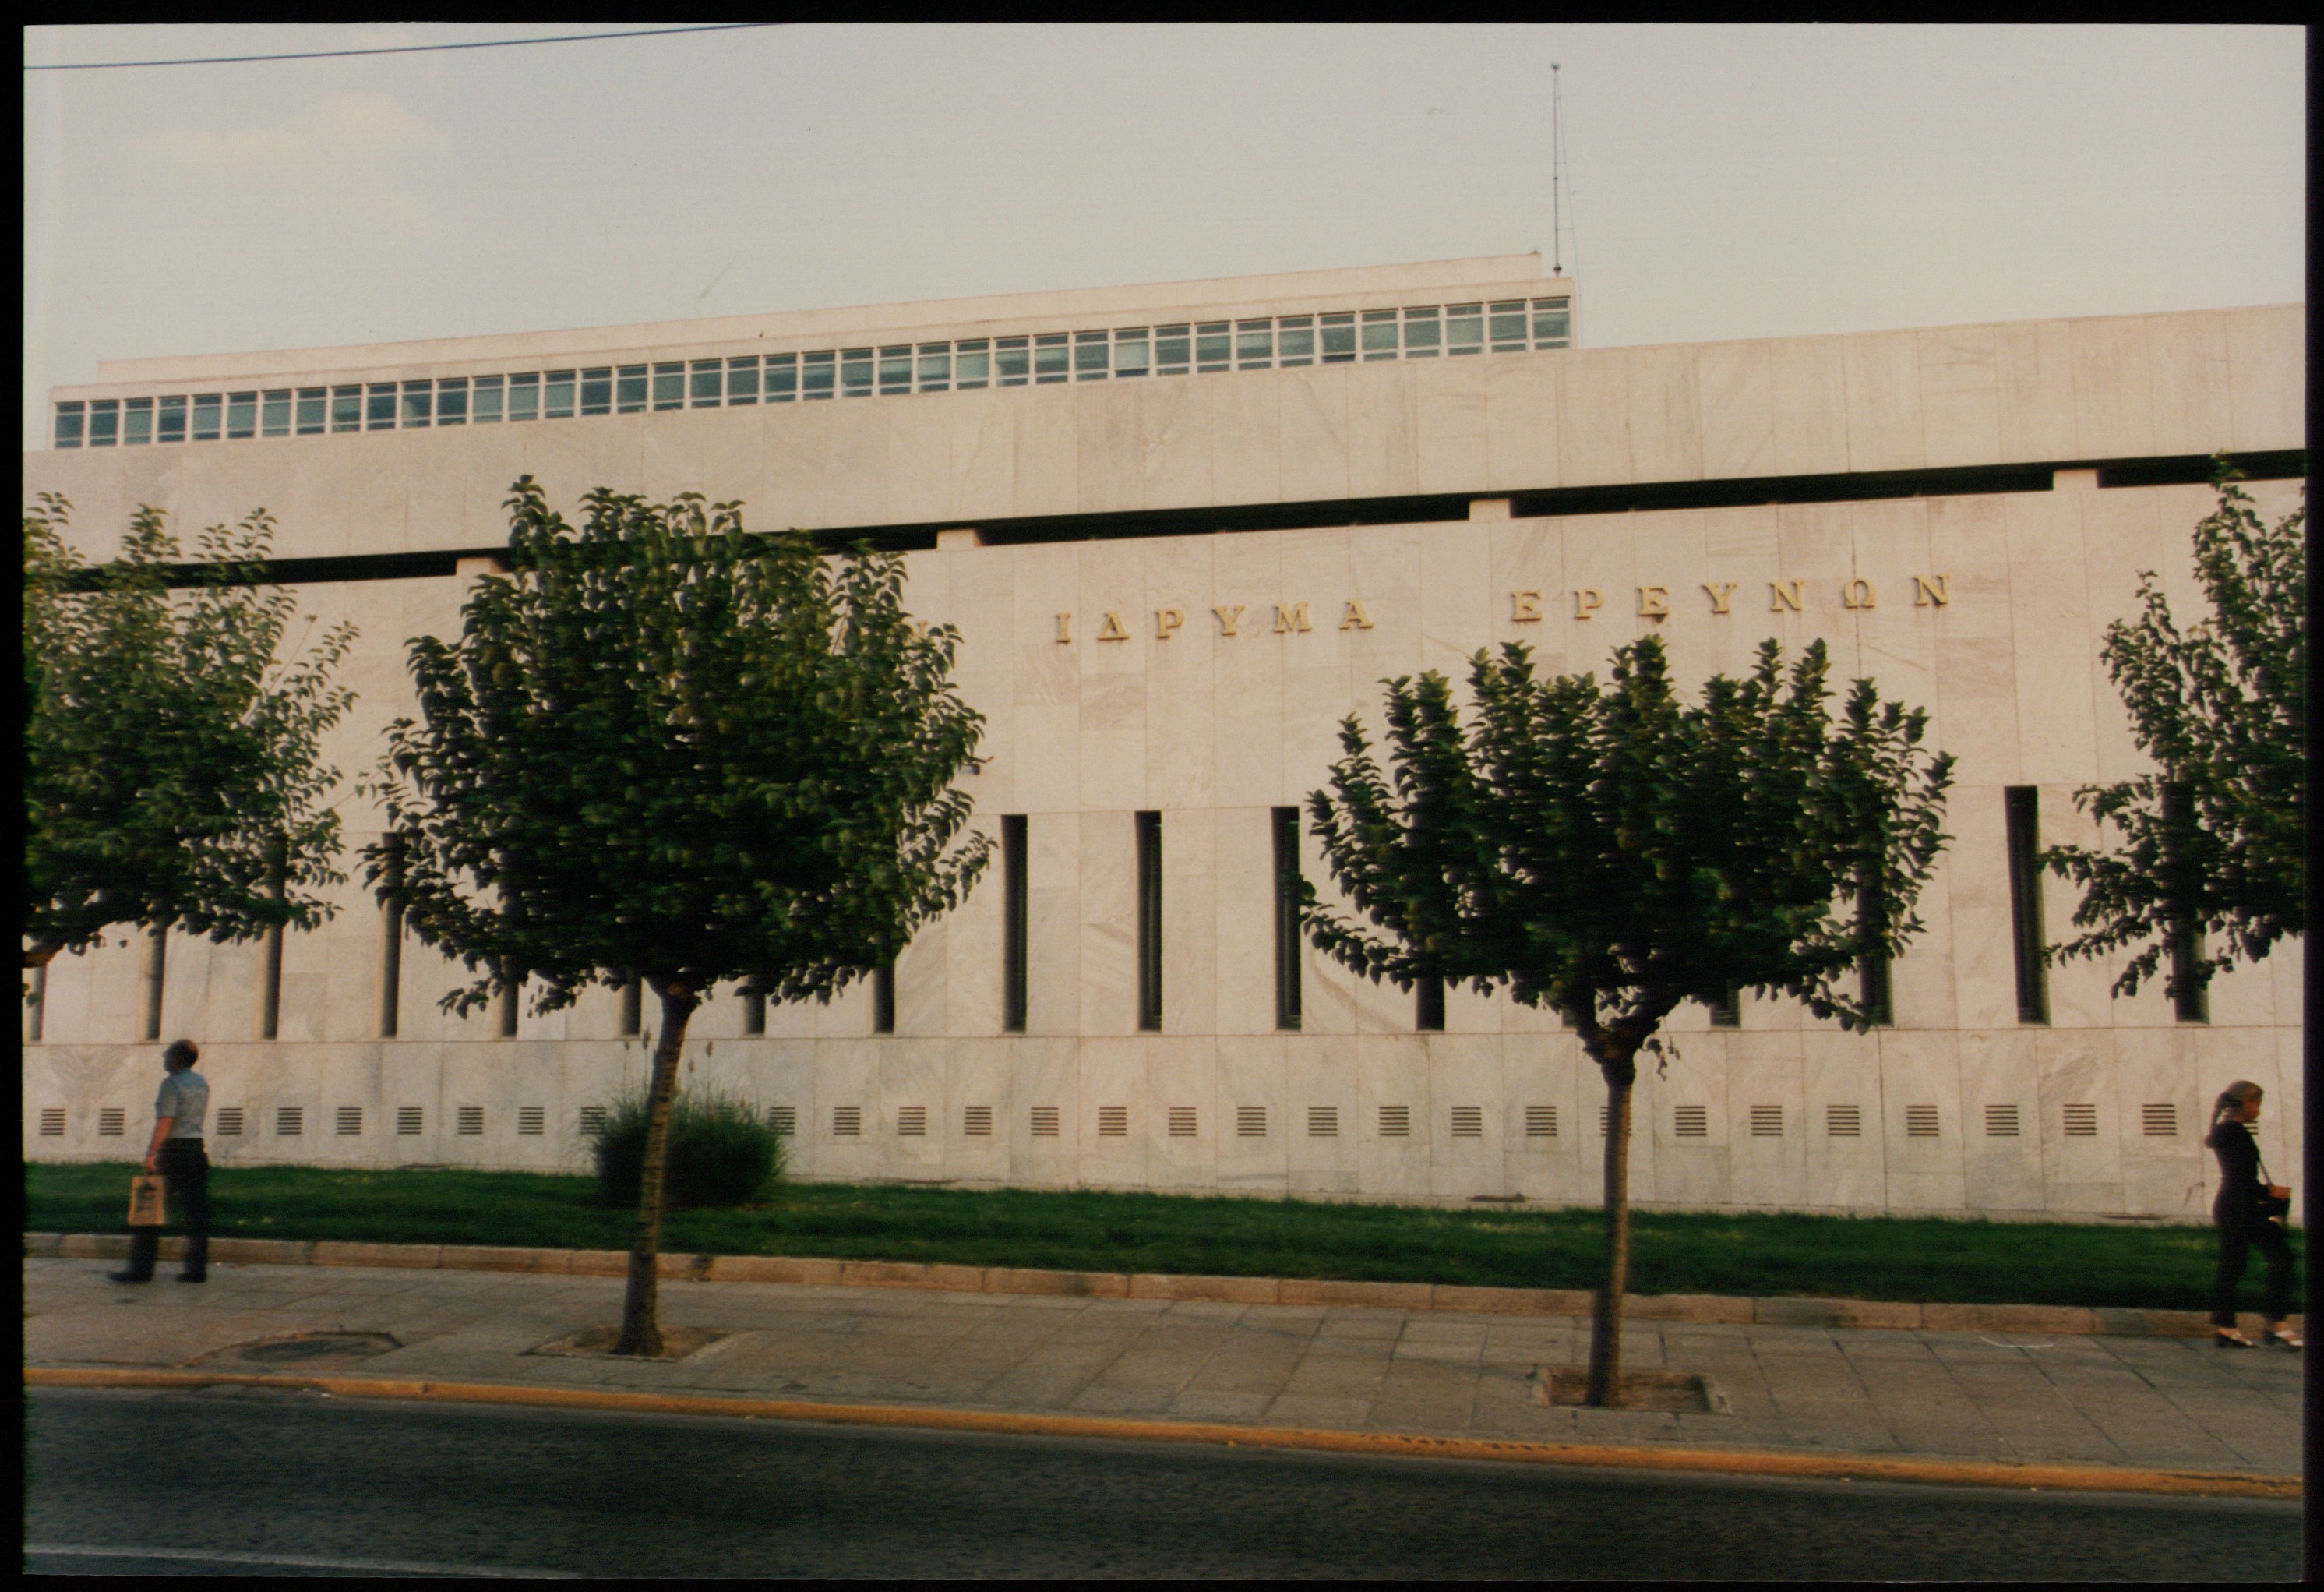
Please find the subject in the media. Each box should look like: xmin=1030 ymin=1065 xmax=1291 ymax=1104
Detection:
xmin=23 ymin=494 xmax=357 ymax=969
xmin=2043 ymin=467 xmax=2305 ymax=1001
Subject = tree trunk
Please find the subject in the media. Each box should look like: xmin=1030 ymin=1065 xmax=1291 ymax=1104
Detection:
xmin=614 ymin=981 xmax=698 ymax=1357
xmin=1585 ymin=1060 xmax=1638 ymax=1407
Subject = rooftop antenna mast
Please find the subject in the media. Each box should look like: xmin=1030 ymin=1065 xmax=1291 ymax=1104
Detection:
xmin=1550 ymin=62 xmax=1564 ymax=277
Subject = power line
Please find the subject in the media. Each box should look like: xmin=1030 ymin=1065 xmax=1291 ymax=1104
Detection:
xmin=24 ymin=24 xmax=777 ymax=72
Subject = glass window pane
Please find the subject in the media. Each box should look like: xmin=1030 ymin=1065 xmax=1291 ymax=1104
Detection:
xmin=89 ymin=399 xmax=118 ymax=446
xmin=1321 ymin=312 xmax=1356 ymax=363
xmin=802 ymin=351 xmax=834 ymax=399
xmin=954 ymin=339 xmax=989 ymax=390
xmin=841 ymin=348 xmax=873 ymax=397
xmin=296 ymin=388 xmax=326 ymax=435
xmin=1033 ymin=333 xmax=1068 ymax=383
xmin=198 ymin=393 xmax=228 ymax=439
xmin=580 ymin=368 xmax=612 ymax=416
xmin=333 ymin=387 xmax=364 ymax=432
xmin=1446 ymin=303 xmax=1483 ymax=355
xmin=995 ymin=337 xmax=1029 ymax=387
xmin=123 ymin=397 xmax=153 ymax=446
xmin=726 ymin=356 xmax=760 ymax=405
xmin=262 ymin=389 xmax=292 ymax=436
xmin=362 ymin=385 xmax=394 ymax=431
xmin=226 ymin=391 xmax=257 ymax=438
xmin=398 ymin=382 xmax=430 ymax=429
xmin=1534 ymin=297 xmax=1571 ymax=347
xmin=879 ymin=344 xmax=912 ymax=394
xmin=1361 ymin=309 xmax=1400 ymax=361
xmin=1236 ymin=318 xmax=1274 ymax=369
xmin=434 ymin=379 xmax=466 ymax=426
xmin=1155 ymin=324 xmax=1190 ymax=374
xmin=771 ymin=354 xmax=805 ymax=402
xmin=690 ymin=359 xmax=722 ymax=407
xmin=1195 ymin=322 xmax=1230 ymax=372
xmin=160 ymin=395 xmax=190 ymax=442
xmin=1402 ymin=306 xmax=1441 ymax=358
xmin=1490 ymin=300 xmax=1528 ymax=350
xmin=1112 ymin=327 xmax=1149 ymax=378
xmin=1276 ymin=314 xmax=1314 ymax=367
xmin=627 ymin=364 xmax=658 ymax=412
xmin=544 ymin=370 xmax=576 ymax=418
xmin=510 ymin=373 xmax=542 ymax=422
xmin=53 ymin=402 xmax=83 ymax=448
xmin=917 ymin=343 xmax=950 ymax=392
xmin=471 ymin=376 xmax=503 ymax=424
xmin=1070 ymin=330 xmax=1107 ymax=381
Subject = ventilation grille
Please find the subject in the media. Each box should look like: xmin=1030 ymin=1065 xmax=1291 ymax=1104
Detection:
xmin=1825 ymin=1104 xmax=1860 ymax=1138
xmin=1525 ymin=1106 xmax=1557 ymax=1138
xmin=963 ymin=1105 xmax=993 ymax=1137
xmin=1168 ymin=1107 xmax=1198 ymax=1138
xmin=39 ymin=1107 xmax=66 ymax=1136
xmin=217 ymin=1107 xmax=244 ymax=1137
xmin=1450 ymin=1106 xmax=1484 ymax=1138
xmin=457 ymin=1106 xmax=484 ymax=1135
xmin=2063 ymin=1103 xmax=2098 ymax=1137
xmin=517 ymin=1107 xmax=545 ymax=1136
xmin=1748 ymin=1105 xmax=1783 ymax=1138
xmin=336 ymin=1107 xmax=363 ymax=1136
xmin=764 ymin=1105 xmax=795 ymax=1136
xmin=1031 ymin=1106 xmax=1060 ymax=1138
xmin=1906 ymin=1105 xmax=1940 ymax=1138
xmin=98 ymin=1107 xmax=125 ymax=1137
xmin=1237 ymin=1106 xmax=1267 ymax=1138
xmin=832 ymin=1105 xmax=862 ymax=1137
xmin=277 ymin=1106 xmax=304 ymax=1136
xmin=2142 ymin=1103 xmax=2177 ymax=1137
xmin=1984 ymin=1103 xmax=2019 ymax=1137
xmin=898 ymin=1106 xmax=927 ymax=1137
xmin=1098 ymin=1106 xmax=1128 ymax=1138
xmin=1308 ymin=1106 xmax=1338 ymax=1138
xmin=1378 ymin=1105 xmax=1410 ymax=1138
xmin=1673 ymin=1105 xmax=1708 ymax=1138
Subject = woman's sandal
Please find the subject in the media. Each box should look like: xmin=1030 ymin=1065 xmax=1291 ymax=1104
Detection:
xmin=2266 ymin=1326 xmax=2303 ymax=1349
xmin=2215 ymin=1328 xmax=2256 ymax=1347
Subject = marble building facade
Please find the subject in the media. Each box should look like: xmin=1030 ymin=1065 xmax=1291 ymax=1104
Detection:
xmin=23 ymin=256 xmax=2307 ymax=1220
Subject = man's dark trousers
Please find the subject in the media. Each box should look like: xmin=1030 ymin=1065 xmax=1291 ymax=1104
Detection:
xmin=123 ymin=1138 xmax=210 ymax=1280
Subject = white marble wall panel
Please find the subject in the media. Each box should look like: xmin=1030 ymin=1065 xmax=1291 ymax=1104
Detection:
xmin=1412 ymin=358 xmax=1490 ymax=496
xmin=1007 ymin=1036 xmax=1082 ymax=1186
xmin=946 ymin=1036 xmax=1015 ymax=1184
xmin=2223 ymin=305 xmax=2305 ymax=452
xmin=1624 ymin=344 xmax=1704 ymax=485
xmin=1878 ymin=1030 xmax=1966 ymax=1210
xmin=1078 ymin=810 xmax=1137 ymax=1039
xmin=1555 ymin=348 xmax=1632 ymax=486
xmin=1423 ymin=1034 xmax=1506 ymax=1198
xmin=1026 ymin=811 xmax=1081 ymax=1037
xmin=1210 ymin=377 xmax=1284 ymax=507
xmin=1769 ymin=337 xmax=1852 ymax=477
xmin=1012 ymin=388 xmax=1079 ymax=521
xmin=1357 ymin=1035 xmax=1435 ymax=1200
xmin=1282 ymin=1036 xmax=1359 ymax=1195
xmin=1916 ymin=326 xmax=2004 ymax=469
xmin=1141 ymin=1037 xmax=1219 ymax=1191
xmin=1215 ymin=1035 xmax=1290 ymax=1192
xmin=1994 ymin=320 xmax=2081 ymax=463
xmin=1695 ymin=340 xmax=1776 ymax=481
xmin=1346 ymin=365 xmax=1419 ymax=499
xmin=1482 ymin=353 xmax=1561 ymax=491
xmin=2069 ymin=316 xmax=2157 ymax=461
xmin=1074 ymin=385 xmax=1144 ymax=517
xmin=1840 ymin=331 xmax=1927 ymax=475
xmin=1278 ymin=366 xmax=1352 ymax=503
xmin=1800 ymin=1030 xmax=1887 ymax=1209
xmin=1209 ymin=535 xmax=1286 ymax=809
xmin=2145 ymin=313 xmax=2234 ymax=457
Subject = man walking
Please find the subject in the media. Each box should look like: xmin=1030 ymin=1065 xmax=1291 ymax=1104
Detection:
xmin=111 ymin=1039 xmax=210 ymax=1284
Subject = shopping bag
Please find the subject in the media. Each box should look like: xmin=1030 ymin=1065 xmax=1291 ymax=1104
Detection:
xmin=127 ymin=1174 xmax=167 ymax=1227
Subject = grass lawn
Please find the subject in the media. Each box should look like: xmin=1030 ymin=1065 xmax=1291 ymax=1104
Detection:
xmin=23 ymin=1160 xmax=2291 ymax=1314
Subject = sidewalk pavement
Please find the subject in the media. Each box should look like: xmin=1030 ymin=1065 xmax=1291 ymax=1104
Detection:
xmin=24 ymin=1254 xmax=2302 ymax=1491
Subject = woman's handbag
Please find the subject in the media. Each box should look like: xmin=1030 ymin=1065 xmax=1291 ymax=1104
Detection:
xmin=2255 ymin=1153 xmax=2292 ymax=1227
xmin=126 ymin=1174 xmax=167 ymax=1227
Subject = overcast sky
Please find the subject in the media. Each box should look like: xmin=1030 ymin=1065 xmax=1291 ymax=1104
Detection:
xmin=23 ymin=23 xmax=2305 ymax=450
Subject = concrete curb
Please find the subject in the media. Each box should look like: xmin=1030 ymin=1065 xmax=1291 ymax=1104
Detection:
xmin=23 ymin=1232 xmax=2292 ymax=1339
xmin=25 ymin=1365 xmax=2297 ymax=1501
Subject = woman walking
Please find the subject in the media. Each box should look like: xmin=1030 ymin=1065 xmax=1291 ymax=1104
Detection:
xmin=2207 ymin=1081 xmax=2300 ymax=1348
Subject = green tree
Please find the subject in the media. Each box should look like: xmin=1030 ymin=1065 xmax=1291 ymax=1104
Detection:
xmin=2042 ymin=466 xmax=2305 ymax=1004
xmin=1303 ymin=635 xmax=1952 ymax=1405
xmin=23 ymin=494 xmax=357 ymax=971
xmin=368 ymin=478 xmax=991 ymax=1355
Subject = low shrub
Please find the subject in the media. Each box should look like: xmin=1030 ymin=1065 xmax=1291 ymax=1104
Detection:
xmin=586 ymin=1089 xmax=784 ymax=1210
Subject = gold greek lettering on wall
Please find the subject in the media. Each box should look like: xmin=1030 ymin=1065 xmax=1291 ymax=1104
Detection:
xmin=1097 ymin=611 xmax=1130 ymax=642
xmin=1913 ymin=574 xmax=1951 ymax=607
xmin=1274 ymin=602 xmax=1311 ymax=634
xmin=1156 ymin=607 xmax=1185 ymax=640
xmin=1703 ymin=582 xmax=1737 ymax=614
xmin=1637 ymin=586 xmax=1670 ymax=620
xmin=1573 ymin=588 xmax=1603 ymax=620
xmin=1842 ymin=579 xmax=1876 ymax=610
xmin=1214 ymin=605 xmax=1245 ymax=636
xmin=1341 ymin=600 xmax=1374 ymax=630
xmin=1056 ymin=612 xmax=1073 ymax=644
xmin=1511 ymin=591 xmax=1543 ymax=623
xmin=1769 ymin=581 xmax=1804 ymax=612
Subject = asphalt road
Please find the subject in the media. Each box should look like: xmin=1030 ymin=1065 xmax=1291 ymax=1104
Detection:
xmin=25 ymin=1388 xmax=2301 ymax=1580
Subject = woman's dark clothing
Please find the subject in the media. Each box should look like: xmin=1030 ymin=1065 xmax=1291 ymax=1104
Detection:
xmin=2209 ymin=1120 xmax=2291 ymax=1326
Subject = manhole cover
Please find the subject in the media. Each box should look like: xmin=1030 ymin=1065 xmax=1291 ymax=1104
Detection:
xmin=1529 ymin=1366 xmax=1730 ymax=1413
xmin=223 ymin=1331 xmax=401 ymax=1365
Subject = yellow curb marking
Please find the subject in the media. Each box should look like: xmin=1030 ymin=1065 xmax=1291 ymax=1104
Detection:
xmin=25 ymin=1366 xmax=2298 ymax=1502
